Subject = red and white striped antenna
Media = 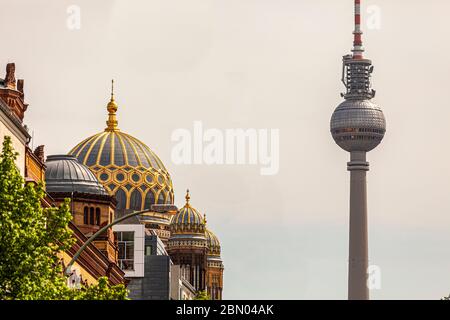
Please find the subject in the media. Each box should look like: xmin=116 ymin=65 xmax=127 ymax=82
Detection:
xmin=352 ymin=0 xmax=364 ymax=59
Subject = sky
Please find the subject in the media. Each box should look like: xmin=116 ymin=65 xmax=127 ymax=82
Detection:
xmin=2 ymin=0 xmax=450 ymax=299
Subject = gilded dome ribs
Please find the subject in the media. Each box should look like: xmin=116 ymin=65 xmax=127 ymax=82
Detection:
xmin=122 ymin=133 xmax=142 ymax=167
xmin=84 ymin=133 xmax=105 ymax=165
xmin=68 ymin=86 xmax=174 ymax=210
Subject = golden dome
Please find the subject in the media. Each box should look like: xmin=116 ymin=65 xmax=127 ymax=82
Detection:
xmin=205 ymin=228 xmax=221 ymax=256
xmin=68 ymin=82 xmax=174 ymax=210
xmin=170 ymin=190 xmax=206 ymax=234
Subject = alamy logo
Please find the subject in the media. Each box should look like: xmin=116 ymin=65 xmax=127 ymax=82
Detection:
xmin=367 ymin=265 xmax=382 ymax=290
xmin=171 ymin=121 xmax=280 ymax=176
xmin=367 ymin=5 xmax=381 ymax=30
xmin=66 ymin=5 xmax=81 ymax=30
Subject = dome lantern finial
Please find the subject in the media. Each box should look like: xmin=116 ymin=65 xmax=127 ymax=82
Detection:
xmin=106 ymin=79 xmax=119 ymax=132
xmin=185 ymin=189 xmax=190 ymax=206
xmin=111 ymin=79 xmax=114 ymax=100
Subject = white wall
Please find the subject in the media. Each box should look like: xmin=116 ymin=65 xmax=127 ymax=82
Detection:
xmin=112 ymin=224 xmax=145 ymax=278
xmin=0 ymin=113 xmax=26 ymax=176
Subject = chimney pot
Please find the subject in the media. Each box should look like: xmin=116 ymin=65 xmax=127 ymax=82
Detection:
xmin=17 ymin=79 xmax=24 ymax=95
xmin=33 ymin=145 xmax=45 ymax=163
xmin=5 ymin=63 xmax=16 ymax=89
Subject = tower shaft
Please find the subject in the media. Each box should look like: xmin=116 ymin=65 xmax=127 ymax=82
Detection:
xmin=347 ymin=151 xmax=369 ymax=300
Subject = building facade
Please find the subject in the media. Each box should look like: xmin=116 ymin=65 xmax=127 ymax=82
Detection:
xmin=45 ymin=155 xmax=119 ymax=263
xmin=0 ymin=63 xmax=30 ymax=176
xmin=67 ymin=84 xmax=225 ymax=299
xmin=0 ymin=62 xmax=126 ymax=288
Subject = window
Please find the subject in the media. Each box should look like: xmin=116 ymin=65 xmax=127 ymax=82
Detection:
xmin=116 ymin=189 xmax=127 ymax=210
xmin=144 ymin=191 xmax=155 ymax=209
xmin=115 ymin=189 xmax=127 ymax=210
xmin=145 ymin=244 xmax=152 ymax=256
xmin=157 ymin=192 xmax=165 ymax=205
xmin=115 ymin=231 xmax=134 ymax=271
xmin=83 ymin=207 xmax=88 ymax=224
xmin=130 ymin=189 xmax=142 ymax=211
xmin=96 ymin=208 xmax=101 ymax=226
xmin=89 ymin=207 xmax=95 ymax=225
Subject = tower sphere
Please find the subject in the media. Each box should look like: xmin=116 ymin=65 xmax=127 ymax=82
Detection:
xmin=330 ymin=99 xmax=386 ymax=152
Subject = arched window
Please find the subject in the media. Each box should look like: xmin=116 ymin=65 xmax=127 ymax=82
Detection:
xmin=130 ymin=189 xmax=142 ymax=211
xmin=157 ymin=191 xmax=165 ymax=204
xmin=90 ymin=207 xmax=95 ymax=225
xmin=144 ymin=190 xmax=155 ymax=210
xmin=115 ymin=189 xmax=127 ymax=210
xmin=96 ymin=208 xmax=101 ymax=226
xmin=83 ymin=207 xmax=89 ymax=224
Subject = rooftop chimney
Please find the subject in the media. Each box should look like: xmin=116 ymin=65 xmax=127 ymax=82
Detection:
xmin=33 ymin=145 xmax=45 ymax=163
xmin=4 ymin=63 xmax=16 ymax=89
xmin=17 ymin=79 xmax=24 ymax=96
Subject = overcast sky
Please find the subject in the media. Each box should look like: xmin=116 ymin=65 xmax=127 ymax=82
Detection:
xmin=2 ymin=0 xmax=450 ymax=299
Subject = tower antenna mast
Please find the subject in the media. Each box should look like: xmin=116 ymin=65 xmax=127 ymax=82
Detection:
xmin=352 ymin=0 xmax=364 ymax=59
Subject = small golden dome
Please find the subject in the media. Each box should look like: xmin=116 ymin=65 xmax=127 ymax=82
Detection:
xmin=170 ymin=190 xmax=206 ymax=234
xmin=205 ymin=228 xmax=221 ymax=256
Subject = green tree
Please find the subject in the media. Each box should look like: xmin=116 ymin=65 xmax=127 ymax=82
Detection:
xmin=0 ymin=136 xmax=127 ymax=300
xmin=194 ymin=290 xmax=211 ymax=300
xmin=74 ymin=277 xmax=128 ymax=300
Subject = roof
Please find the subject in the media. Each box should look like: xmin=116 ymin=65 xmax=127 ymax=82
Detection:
xmin=0 ymin=94 xmax=30 ymax=140
xmin=45 ymin=155 xmax=107 ymax=195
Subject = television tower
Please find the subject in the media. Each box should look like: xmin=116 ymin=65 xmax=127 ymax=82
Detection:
xmin=330 ymin=0 xmax=386 ymax=300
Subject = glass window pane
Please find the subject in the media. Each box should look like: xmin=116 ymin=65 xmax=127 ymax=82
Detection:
xmin=118 ymin=242 xmax=125 ymax=259
xmin=122 ymin=231 xmax=134 ymax=241
xmin=125 ymin=243 xmax=134 ymax=259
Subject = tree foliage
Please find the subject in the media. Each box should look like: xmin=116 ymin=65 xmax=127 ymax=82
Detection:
xmin=73 ymin=277 xmax=128 ymax=300
xmin=194 ymin=290 xmax=211 ymax=300
xmin=0 ymin=136 xmax=127 ymax=300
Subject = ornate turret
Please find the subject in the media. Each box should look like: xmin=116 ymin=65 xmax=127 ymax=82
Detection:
xmin=169 ymin=189 xmax=206 ymax=236
xmin=205 ymin=228 xmax=224 ymax=300
xmin=167 ymin=190 xmax=208 ymax=292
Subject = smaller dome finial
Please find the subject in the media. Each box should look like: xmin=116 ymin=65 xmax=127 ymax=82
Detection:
xmin=106 ymin=79 xmax=119 ymax=132
xmin=185 ymin=189 xmax=190 ymax=206
xmin=204 ymin=213 xmax=207 ymax=224
xmin=111 ymin=79 xmax=115 ymax=100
